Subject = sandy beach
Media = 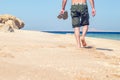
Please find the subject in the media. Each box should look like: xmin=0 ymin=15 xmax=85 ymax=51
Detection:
xmin=0 ymin=30 xmax=120 ymax=80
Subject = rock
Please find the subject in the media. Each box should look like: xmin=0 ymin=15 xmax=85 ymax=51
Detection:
xmin=5 ymin=20 xmax=18 ymax=29
xmin=0 ymin=14 xmax=25 ymax=32
xmin=0 ymin=23 xmax=14 ymax=32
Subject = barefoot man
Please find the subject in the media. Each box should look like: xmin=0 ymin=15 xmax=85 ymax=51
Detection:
xmin=60 ymin=0 xmax=96 ymax=48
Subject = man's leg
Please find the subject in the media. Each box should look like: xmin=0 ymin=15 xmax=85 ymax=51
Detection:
xmin=81 ymin=25 xmax=88 ymax=47
xmin=74 ymin=27 xmax=81 ymax=48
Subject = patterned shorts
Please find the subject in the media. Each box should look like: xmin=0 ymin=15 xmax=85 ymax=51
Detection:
xmin=71 ymin=3 xmax=89 ymax=28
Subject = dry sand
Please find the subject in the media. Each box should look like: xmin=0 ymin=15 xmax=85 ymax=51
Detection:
xmin=0 ymin=30 xmax=120 ymax=80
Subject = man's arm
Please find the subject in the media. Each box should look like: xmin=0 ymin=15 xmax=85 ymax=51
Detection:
xmin=60 ymin=0 xmax=67 ymax=14
xmin=89 ymin=0 xmax=96 ymax=16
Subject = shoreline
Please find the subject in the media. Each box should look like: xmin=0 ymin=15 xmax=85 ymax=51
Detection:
xmin=42 ymin=30 xmax=120 ymax=41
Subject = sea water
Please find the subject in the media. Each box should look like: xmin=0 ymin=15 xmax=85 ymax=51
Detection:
xmin=44 ymin=31 xmax=120 ymax=40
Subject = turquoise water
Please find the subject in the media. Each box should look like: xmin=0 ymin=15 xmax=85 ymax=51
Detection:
xmin=86 ymin=32 xmax=120 ymax=40
xmin=44 ymin=31 xmax=120 ymax=40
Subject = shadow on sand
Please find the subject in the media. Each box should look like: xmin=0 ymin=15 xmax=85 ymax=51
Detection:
xmin=84 ymin=46 xmax=113 ymax=51
xmin=84 ymin=46 xmax=94 ymax=49
xmin=96 ymin=48 xmax=113 ymax=51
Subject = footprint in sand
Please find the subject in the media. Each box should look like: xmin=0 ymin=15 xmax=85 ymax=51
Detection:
xmin=111 ymin=73 xmax=120 ymax=79
xmin=108 ymin=57 xmax=120 ymax=66
xmin=58 ymin=45 xmax=66 ymax=48
xmin=76 ymin=77 xmax=93 ymax=80
xmin=0 ymin=52 xmax=14 ymax=58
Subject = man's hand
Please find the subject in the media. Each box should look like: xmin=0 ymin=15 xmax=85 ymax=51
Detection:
xmin=92 ymin=8 xmax=96 ymax=17
xmin=60 ymin=9 xmax=65 ymax=15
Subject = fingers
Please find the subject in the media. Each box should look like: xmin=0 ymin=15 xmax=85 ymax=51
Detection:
xmin=92 ymin=8 xmax=96 ymax=17
xmin=60 ymin=9 xmax=65 ymax=14
xmin=92 ymin=11 xmax=95 ymax=17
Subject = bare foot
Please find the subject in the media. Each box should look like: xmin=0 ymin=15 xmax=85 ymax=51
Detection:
xmin=74 ymin=43 xmax=81 ymax=49
xmin=77 ymin=45 xmax=81 ymax=49
xmin=81 ymin=38 xmax=87 ymax=47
